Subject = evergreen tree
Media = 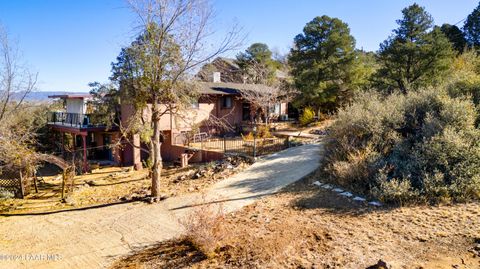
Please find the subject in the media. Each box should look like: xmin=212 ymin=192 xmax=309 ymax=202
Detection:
xmin=288 ymin=16 xmax=360 ymax=113
xmin=464 ymin=2 xmax=480 ymax=49
xmin=236 ymin=43 xmax=278 ymax=84
xmin=376 ymin=4 xmax=453 ymax=94
xmin=439 ymin=23 xmax=467 ymax=53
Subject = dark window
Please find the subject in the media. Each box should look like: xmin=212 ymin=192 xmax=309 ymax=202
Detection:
xmin=221 ymin=96 xmax=232 ymax=109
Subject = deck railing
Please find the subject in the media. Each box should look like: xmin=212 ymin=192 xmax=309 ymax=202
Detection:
xmin=47 ymin=112 xmax=92 ymax=128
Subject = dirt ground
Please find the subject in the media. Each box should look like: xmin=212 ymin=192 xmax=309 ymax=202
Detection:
xmin=112 ymin=170 xmax=480 ymax=269
xmin=0 ymin=158 xmax=249 ymax=214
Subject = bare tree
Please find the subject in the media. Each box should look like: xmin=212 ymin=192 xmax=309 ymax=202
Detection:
xmin=110 ymin=0 xmax=242 ymax=200
xmin=238 ymin=61 xmax=297 ymax=126
xmin=239 ymin=84 xmax=280 ymax=125
xmin=0 ymin=25 xmax=43 ymax=196
xmin=0 ymin=25 xmax=37 ymax=123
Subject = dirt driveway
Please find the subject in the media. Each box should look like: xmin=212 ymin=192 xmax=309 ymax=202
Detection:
xmin=0 ymin=143 xmax=323 ymax=269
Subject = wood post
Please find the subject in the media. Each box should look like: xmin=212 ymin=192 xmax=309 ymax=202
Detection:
xmin=82 ymin=134 xmax=87 ymax=173
xmin=61 ymin=169 xmax=66 ymax=199
xmin=19 ymin=170 xmax=25 ymax=199
xmin=223 ymin=136 xmax=226 ymax=153
xmin=33 ymin=174 xmax=39 ymax=193
xmin=61 ymin=132 xmax=65 ymax=158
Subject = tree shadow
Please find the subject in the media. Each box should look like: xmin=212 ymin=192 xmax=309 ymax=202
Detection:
xmin=110 ymin=239 xmax=206 ymax=269
xmin=0 ymin=199 xmax=142 ymax=217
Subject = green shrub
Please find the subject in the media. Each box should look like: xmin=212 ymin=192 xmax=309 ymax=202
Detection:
xmin=299 ymin=107 xmax=315 ymax=126
xmin=323 ymin=88 xmax=480 ymax=204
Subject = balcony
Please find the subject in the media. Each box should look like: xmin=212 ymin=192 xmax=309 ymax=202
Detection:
xmin=47 ymin=112 xmax=112 ymax=130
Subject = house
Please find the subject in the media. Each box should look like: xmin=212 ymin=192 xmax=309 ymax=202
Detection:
xmin=47 ymin=94 xmax=121 ymax=172
xmin=120 ymin=79 xmax=289 ymax=169
xmin=47 ymin=66 xmax=289 ymax=171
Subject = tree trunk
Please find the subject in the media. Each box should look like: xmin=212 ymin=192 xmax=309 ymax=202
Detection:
xmin=151 ymin=104 xmax=163 ymax=199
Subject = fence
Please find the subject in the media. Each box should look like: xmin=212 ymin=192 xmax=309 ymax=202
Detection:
xmin=188 ymin=136 xmax=290 ymax=158
xmin=0 ymin=178 xmax=22 ymax=198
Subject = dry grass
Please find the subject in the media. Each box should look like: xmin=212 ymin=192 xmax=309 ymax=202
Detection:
xmin=112 ymin=172 xmax=480 ymax=269
xmin=0 ymin=160 xmax=249 ymax=214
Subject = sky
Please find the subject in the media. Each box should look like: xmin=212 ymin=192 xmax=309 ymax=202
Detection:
xmin=0 ymin=0 xmax=478 ymax=92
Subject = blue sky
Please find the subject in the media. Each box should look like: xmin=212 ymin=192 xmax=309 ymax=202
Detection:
xmin=0 ymin=0 xmax=478 ymax=92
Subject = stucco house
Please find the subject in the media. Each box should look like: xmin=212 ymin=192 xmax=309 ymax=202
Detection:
xmin=47 ymin=65 xmax=289 ymax=171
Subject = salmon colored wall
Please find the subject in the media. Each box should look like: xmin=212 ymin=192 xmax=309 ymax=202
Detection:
xmin=119 ymin=95 xmax=259 ymax=165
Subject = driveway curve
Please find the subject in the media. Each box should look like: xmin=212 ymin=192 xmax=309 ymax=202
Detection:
xmin=0 ymin=143 xmax=323 ymax=269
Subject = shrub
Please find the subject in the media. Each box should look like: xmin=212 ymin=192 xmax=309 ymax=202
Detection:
xmin=299 ymin=107 xmax=315 ymax=126
xmin=242 ymin=125 xmax=272 ymax=140
xmin=256 ymin=125 xmax=272 ymax=138
xmin=0 ymin=187 xmax=14 ymax=200
xmin=323 ymin=88 xmax=480 ymax=204
xmin=241 ymin=132 xmax=254 ymax=141
xmin=180 ymin=202 xmax=226 ymax=258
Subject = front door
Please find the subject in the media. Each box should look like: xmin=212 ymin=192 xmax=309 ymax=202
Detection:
xmin=242 ymin=103 xmax=251 ymax=121
xmin=103 ymin=134 xmax=113 ymax=161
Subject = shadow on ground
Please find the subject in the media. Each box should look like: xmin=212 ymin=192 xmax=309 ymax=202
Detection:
xmin=281 ymin=169 xmax=394 ymax=217
xmin=110 ymin=239 xmax=206 ymax=269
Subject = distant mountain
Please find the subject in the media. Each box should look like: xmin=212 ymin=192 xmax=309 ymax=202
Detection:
xmin=11 ymin=91 xmax=89 ymax=102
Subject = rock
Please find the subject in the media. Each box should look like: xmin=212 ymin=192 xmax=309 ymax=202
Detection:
xmin=368 ymin=201 xmax=382 ymax=207
xmin=353 ymin=196 xmax=366 ymax=202
xmin=63 ymin=196 xmax=76 ymax=206
xmin=312 ymin=181 xmax=323 ymax=187
xmin=188 ymin=187 xmax=195 ymax=192
xmin=366 ymin=259 xmax=389 ymax=269
xmin=321 ymin=184 xmax=333 ymax=189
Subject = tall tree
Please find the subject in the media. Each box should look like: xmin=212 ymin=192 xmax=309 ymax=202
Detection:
xmin=288 ymin=16 xmax=359 ymax=113
xmin=236 ymin=43 xmax=278 ymax=84
xmin=111 ymin=0 xmax=240 ymax=200
xmin=375 ymin=4 xmax=453 ymax=94
xmin=439 ymin=23 xmax=467 ymax=53
xmin=464 ymin=2 xmax=480 ymax=49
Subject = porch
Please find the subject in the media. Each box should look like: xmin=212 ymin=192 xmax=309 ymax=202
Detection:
xmin=47 ymin=112 xmax=120 ymax=172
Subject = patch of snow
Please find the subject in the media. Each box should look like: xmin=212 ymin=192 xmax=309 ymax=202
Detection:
xmin=333 ymin=188 xmax=344 ymax=193
xmin=312 ymin=181 xmax=323 ymax=187
xmin=339 ymin=192 xmax=353 ymax=197
xmin=353 ymin=196 xmax=366 ymax=202
xmin=368 ymin=201 xmax=382 ymax=207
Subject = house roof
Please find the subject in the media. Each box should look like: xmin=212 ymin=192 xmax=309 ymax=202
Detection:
xmin=216 ymin=57 xmax=240 ymax=69
xmin=197 ymin=82 xmax=273 ymax=95
xmin=48 ymin=94 xmax=92 ymax=100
